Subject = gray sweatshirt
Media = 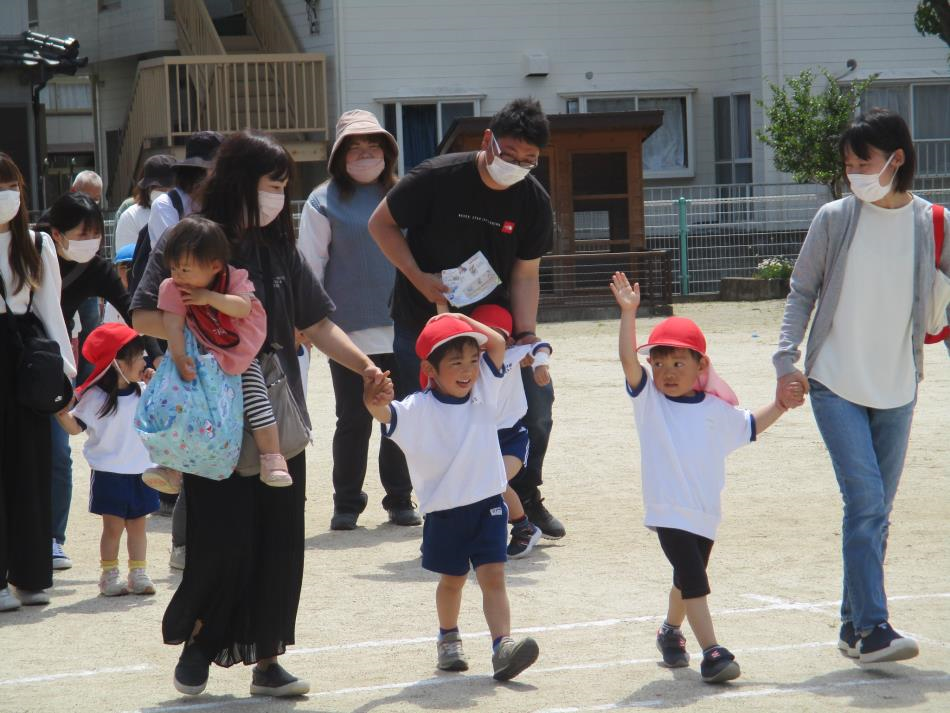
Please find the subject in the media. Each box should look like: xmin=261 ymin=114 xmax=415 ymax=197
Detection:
xmin=774 ymin=194 xmax=950 ymax=382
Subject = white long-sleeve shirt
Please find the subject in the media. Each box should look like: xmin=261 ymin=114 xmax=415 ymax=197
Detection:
xmin=0 ymin=230 xmax=77 ymax=378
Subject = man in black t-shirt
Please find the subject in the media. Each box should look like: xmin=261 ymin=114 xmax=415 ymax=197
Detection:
xmin=369 ymin=98 xmax=565 ymax=540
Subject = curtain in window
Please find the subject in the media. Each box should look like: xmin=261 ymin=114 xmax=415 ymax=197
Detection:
xmin=913 ymin=85 xmax=950 ymax=140
xmin=587 ymin=97 xmax=638 ymax=113
xmin=55 ymin=84 xmax=93 ymax=111
xmin=863 ymin=87 xmax=909 ymax=119
xmin=639 ymin=97 xmax=685 ymax=171
xmin=402 ymin=104 xmax=437 ymax=172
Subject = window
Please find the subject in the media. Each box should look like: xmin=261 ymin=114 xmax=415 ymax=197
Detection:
xmin=28 ymin=0 xmax=38 ymax=27
xmin=39 ymin=81 xmax=93 ymax=114
xmin=861 ymin=82 xmax=950 ymax=175
xmin=380 ymin=98 xmax=480 ymax=174
xmin=564 ymin=93 xmax=694 ymax=178
xmin=713 ymin=94 xmax=752 ymax=184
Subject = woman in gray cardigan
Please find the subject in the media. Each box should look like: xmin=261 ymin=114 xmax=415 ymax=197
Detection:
xmin=774 ymin=109 xmax=950 ymax=665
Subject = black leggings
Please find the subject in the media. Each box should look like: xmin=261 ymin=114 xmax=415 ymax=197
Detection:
xmin=656 ymin=527 xmax=714 ymax=599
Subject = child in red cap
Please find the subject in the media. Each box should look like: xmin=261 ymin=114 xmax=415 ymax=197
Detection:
xmin=470 ymin=304 xmax=552 ymax=559
xmin=54 ymin=323 xmax=159 ymax=597
xmin=363 ymin=312 xmax=540 ymax=681
xmin=609 ymin=272 xmax=799 ymax=683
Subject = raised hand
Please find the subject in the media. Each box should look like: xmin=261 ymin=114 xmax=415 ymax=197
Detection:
xmin=610 ymin=272 xmax=641 ymax=312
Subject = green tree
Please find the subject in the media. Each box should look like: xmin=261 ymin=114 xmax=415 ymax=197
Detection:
xmin=757 ymin=68 xmax=874 ymax=199
xmin=915 ymin=0 xmax=950 ymax=57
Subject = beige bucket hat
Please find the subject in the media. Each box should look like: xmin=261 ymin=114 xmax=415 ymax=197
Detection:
xmin=328 ymin=110 xmax=398 ymax=167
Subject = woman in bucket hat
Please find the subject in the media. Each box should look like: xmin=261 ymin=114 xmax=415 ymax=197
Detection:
xmin=298 ymin=110 xmax=420 ymax=530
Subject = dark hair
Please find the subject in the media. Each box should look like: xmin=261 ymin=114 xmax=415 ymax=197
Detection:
xmin=94 ymin=336 xmax=145 ymax=418
xmin=839 ymin=109 xmax=916 ymax=194
xmin=163 ymin=216 xmax=231 ymax=269
xmin=41 ymin=192 xmax=104 ymax=243
xmin=649 ymin=345 xmax=702 ymax=363
xmin=329 ymin=133 xmax=398 ymax=199
xmin=426 ymin=336 xmax=480 ymax=372
xmin=198 ymin=131 xmax=296 ymax=246
xmin=488 ymin=97 xmax=550 ymax=149
xmin=175 ymin=166 xmax=207 ymax=195
xmin=0 ymin=152 xmax=40 ymax=292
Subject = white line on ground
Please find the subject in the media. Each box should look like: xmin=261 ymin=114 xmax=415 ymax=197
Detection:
xmin=533 ymin=673 xmax=950 ymax=712
xmin=0 ymin=664 xmax=153 ymax=687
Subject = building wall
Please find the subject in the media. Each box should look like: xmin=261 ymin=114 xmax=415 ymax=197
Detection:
xmin=284 ymin=0 xmax=338 ymax=122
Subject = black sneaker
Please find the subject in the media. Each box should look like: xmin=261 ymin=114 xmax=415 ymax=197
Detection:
xmin=173 ymin=644 xmax=211 ymax=695
xmin=859 ymin=622 xmax=919 ymax=663
xmin=522 ymin=496 xmax=565 ymax=540
xmin=330 ymin=510 xmax=359 ymax=530
xmin=507 ymin=522 xmax=542 ymax=559
xmin=700 ymin=645 xmax=740 ymax=683
xmin=250 ymin=662 xmax=310 ymax=697
xmin=387 ymin=500 xmax=422 ymax=526
xmin=656 ymin=627 xmax=690 ymax=668
xmin=837 ymin=621 xmax=860 ymax=659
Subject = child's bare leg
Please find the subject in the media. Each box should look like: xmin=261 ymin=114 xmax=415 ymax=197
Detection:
xmin=436 ymin=574 xmax=467 ymax=630
xmin=125 ymin=516 xmax=148 ymax=563
xmin=502 ymin=456 xmax=525 ymax=521
xmin=252 ymin=423 xmax=280 ymax=455
xmin=474 ymin=562 xmax=510 ymax=640
xmin=100 ymin=515 xmax=124 ymax=562
xmin=684 ymin=595 xmax=717 ymax=650
xmin=666 ymin=586 xmax=687 ymax=628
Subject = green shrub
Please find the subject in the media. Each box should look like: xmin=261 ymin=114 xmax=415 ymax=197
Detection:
xmin=754 ymin=257 xmax=794 ymax=280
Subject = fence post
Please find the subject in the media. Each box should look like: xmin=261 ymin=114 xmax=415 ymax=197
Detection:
xmin=677 ymin=196 xmax=690 ymax=296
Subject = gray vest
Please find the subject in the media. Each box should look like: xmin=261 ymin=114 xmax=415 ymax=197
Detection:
xmin=310 ymin=181 xmax=395 ymax=334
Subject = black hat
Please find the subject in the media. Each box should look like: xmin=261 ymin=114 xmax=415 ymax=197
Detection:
xmin=137 ymin=154 xmax=176 ymax=189
xmin=176 ymin=131 xmax=224 ymax=170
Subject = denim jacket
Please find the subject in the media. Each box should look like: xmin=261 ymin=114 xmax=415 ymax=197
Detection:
xmin=774 ymin=194 xmax=950 ymax=382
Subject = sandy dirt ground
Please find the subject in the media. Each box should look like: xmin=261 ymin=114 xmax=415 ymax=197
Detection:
xmin=2 ymin=300 xmax=949 ymax=713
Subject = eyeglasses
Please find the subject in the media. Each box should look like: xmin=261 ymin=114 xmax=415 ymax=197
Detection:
xmin=491 ymin=135 xmax=538 ymax=170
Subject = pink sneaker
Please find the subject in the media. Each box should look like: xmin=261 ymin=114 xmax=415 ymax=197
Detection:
xmin=260 ymin=454 xmax=292 ymax=488
xmin=142 ymin=466 xmax=182 ymax=494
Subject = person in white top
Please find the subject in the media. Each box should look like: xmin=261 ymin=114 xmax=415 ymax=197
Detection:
xmin=54 ymin=323 xmax=159 ymax=598
xmin=470 ymin=304 xmax=551 ymax=559
xmin=113 ymin=154 xmax=175 ymax=252
xmin=610 ymin=272 xmax=793 ymax=684
xmin=364 ymin=313 xmax=540 ymax=682
xmin=0 ymin=153 xmax=76 ymax=613
xmin=775 ymin=110 xmax=950 ymax=665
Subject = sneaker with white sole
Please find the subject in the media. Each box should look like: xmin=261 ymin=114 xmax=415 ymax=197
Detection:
xmin=52 ymin=539 xmax=73 ymax=570
xmin=491 ymin=636 xmax=539 ymax=681
xmin=437 ymin=631 xmax=469 ymax=671
xmin=838 ymin=621 xmax=860 ymax=659
xmin=859 ymin=622 xmax=919 ymax=663
xmin=656 ymin=626 xmax=690 ymax=668
xmin=507 ymin=522 xmax=542 ymax=559
xmin=128 ymin=568 xmax=156 ymax=595
xmin=700 ymin=645 xmax=740 ymax=683
xmin=15 ymin=588 xmax=50 ymax=606
xmin=99 ymin=568 xmax=128 ymax=597
xmin=174 ymin=644 xmax=211 ymax=695
xmin=0 ymin=587 xmax=21 ymax=612
xmin=250 ymin=662 xmax=310 ymax=697
xmin=259 ymin=454 xmax=292 ymax=488
xmin=169 ymin=546 xmax=186 ymax=571
xmin=142 ymin=466 xmax=182 ymax=494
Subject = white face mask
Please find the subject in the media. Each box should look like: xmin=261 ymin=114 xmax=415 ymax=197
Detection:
xmin=346 ymin=157 xmax=385 ymax=184
xmin=847 ymin=153 xmax=896 ymax=203
xmin=485 ymin=134 xmax=532 ymax=187
xmin=62 ymin=237 xmax=101 ymax=263
xmin=0 ymin=189 xmax=21 ymax=224
xmin=258 ymin=190 xmax=285 ymax=227
xmin=149 ymin=189 xmax=165 ymax=204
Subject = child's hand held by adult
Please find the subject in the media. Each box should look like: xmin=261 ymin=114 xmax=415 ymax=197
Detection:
xmin=533 ymin=364 xmax=551 ymax=386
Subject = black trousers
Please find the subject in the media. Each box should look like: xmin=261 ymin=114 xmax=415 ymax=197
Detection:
xmin=0 ymin=338 xmax=53 ymax=592
xmin=328 ymin=354 xmax=412 ymax=512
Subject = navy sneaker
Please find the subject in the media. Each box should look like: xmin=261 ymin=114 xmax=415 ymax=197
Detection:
xmin=250 ymin=662 xmax=310 ymax=697
xmin=656 ymin=626 xmax=690 ymax=668
xmin=859 ymin=622 xmax=919 ymax=663
xmin=507 ymin=522 xmax=542 ymax=559
xmin=700 ymin=645 xmax=740 ymax=683
xmin=173 ymin=644 xmax=211 ymax=695
xmin=837 ymin=621 xmax=860 ymax=658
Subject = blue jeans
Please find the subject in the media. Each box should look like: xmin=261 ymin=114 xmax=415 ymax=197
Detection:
xmin=809 ymin=380 xmax=915 ymax=633
xmin=76 ymin=296 xmax=102 ymax=384
xmin=50 ymin=415 xmax=73 ymax=544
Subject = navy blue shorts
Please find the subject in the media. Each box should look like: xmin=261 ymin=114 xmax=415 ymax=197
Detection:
xmin=89 ymin=470 xmax=160 ymax=519
xmin=498 ymin=424 xmax=530 ymax=466
xmin=422 ymin=494 xmax=508 ymax=576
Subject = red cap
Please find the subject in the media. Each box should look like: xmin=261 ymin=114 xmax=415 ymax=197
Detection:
xmin=415 ymin=315 xmax=488 ymax=389
xmin=637 ymin=316 xmax=706 ymax=356
xmin=76 ymin=322 xmax=140 ymax=394
xmin=470 ymin=304 xmax=512 ymax=337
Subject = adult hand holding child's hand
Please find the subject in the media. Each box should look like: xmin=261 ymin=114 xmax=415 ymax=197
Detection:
xmin=776 ymin=371 xmax=808 ymax=409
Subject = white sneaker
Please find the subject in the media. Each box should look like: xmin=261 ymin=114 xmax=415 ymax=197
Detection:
xmin=99 ymin=568 xmax=128 ymax=597
xmin=128 ymin=568 xmax=155 ymax=595
xmin=0 ymin=587 xmax=21 ymax=612
xmin=15 ymin=588 xmax=50 ymax=606
xmin=169 ymin=546 xmax=186 ymax=571
xmin=52 ymin=539 xmax=73 ymax=570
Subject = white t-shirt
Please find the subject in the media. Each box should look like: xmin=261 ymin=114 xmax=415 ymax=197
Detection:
xmin=810 ymin=201 xmax=916 ymax=408
xmin=148 ymin=189 xmax=194 ymax=247
xmin=628 ymin=369 xmax=753 ymax=540
xmin=384 ymin=353 xmax=507 ymax=514
xmin=496 ymin=344 xmax=532 ymax=429
xmin=71 ymin=384 xmax=153 ymax=474
xmin=114 ymin=203 xmax=149 ymax=252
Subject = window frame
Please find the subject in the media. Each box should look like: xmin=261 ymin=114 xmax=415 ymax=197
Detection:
xmin=713 ymin=93 xmax=753 ymax=185
xmin=859 ymin=80 xmax=950 ymax=141
xmin=562 ymin=90 xmax=695 ymax=180
xmin=375 ymin=95 xmax=483 ymax=175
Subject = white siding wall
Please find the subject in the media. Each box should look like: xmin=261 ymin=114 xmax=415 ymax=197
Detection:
xmin=284 ymin=0 xmax=338 ymax=121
